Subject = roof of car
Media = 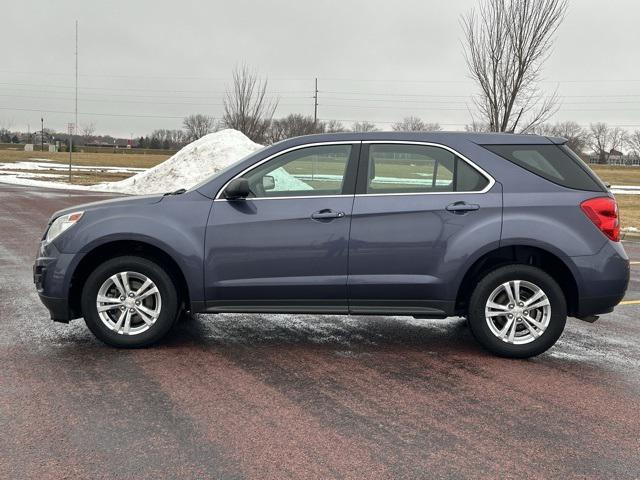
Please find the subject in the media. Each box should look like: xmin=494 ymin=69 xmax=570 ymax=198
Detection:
xmin=273 ymin=131 xmax=566 ymax=148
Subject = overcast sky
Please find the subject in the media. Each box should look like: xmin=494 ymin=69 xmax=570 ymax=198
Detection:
xmin=2 ymin=0 xmax=640 ymax=137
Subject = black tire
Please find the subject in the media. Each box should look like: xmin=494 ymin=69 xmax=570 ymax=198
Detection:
xmin=467 ymin=265 xmax=567 ymax=358
xmin=81 ymin=256 xmax=179 ymax=348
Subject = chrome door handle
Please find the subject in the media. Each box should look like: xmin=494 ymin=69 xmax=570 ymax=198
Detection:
xmin=311 ymin=209 xmax=345 ymax=220
xmin=446 ymin=202 xmax=480 ymax=213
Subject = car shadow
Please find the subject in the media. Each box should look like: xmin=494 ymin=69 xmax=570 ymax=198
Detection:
xmin=163 ymin=312 xmax=477 ymax=353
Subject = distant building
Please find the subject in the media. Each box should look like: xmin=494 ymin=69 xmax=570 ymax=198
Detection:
xmin=609 ymin=148 xmax=624 ymax=160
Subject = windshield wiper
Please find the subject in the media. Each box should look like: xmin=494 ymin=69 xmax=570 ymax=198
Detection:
xmin=163 ymin=188 xmax=186 ymax=196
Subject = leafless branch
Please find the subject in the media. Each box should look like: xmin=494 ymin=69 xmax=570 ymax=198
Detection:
xmin=392 ymin=116 xmax=441 ymax=132
xmin=462 ymin=0 xmax=567 ymax=132
xmin=222 ymin=65 xmax=279 ymax=143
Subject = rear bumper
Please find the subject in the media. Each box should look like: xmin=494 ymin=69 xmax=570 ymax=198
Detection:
xmin=571 ymin=240 xmax=630 ymax=317
xmin=575 ymin=294 xmax=625 ymax=318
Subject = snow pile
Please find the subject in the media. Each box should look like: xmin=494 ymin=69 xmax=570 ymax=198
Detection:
xmin=269 ymin=167 xmax=312 ymax=191
xmin=91 ymin=129 xmax=262 ymax=195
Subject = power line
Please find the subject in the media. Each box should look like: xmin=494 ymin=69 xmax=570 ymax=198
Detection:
xmin=0 ymin=81 xmax=309 ymax=95
xmin=0 ymin=94 xmax=306 ymax=106
xmin=318 ymin=117 xmax=640 ymax=128
xmin=0 ymin=106 xmax=192 ymax=119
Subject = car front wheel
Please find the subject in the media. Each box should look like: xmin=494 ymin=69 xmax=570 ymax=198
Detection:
xmin=467 ymin=265 xmax=567 ymax=358
xmin=81 ymin=256 xmax=179 ymax=348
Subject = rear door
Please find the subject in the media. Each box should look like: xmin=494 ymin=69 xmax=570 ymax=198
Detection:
xmin=204 ymin=142 xmax=360 ymax=313
xmin=348 ymin=141 xmax=502 ymax=316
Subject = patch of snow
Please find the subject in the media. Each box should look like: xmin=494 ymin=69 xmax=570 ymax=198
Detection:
xmin=0 ymin=160 xmax=145 ymax=174
xmin=0 ymin=174 xmax=92 ymax=191
xmin=612 ymin=186 xmax=640 ymax=195
xmin=623 ymin=227 xmax=639 ymax=233
xmin=91 ymin=129 xmax=263 ymax=195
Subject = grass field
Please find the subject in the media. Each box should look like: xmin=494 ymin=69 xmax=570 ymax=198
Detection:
xmin=590 ymin=165 xmax=640 ymax=186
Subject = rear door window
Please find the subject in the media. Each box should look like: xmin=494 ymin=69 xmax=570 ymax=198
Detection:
xmin=484 ymin=144 xmax=606 ymax=192
xmin=364 ymin=144 xmax=489 ymax=194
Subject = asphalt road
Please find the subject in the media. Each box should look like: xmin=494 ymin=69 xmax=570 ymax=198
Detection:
xmin=1 ymin=183 xmax=639 ymax=480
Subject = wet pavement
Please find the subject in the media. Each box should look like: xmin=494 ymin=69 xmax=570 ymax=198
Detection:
xmin=1 ymin=183 xmax=639 ymax=479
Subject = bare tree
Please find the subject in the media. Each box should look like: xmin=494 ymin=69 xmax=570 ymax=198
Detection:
xmin=183 ymin=114 xmax=215 ymax=142
xmin=351 ymin=121 xmax=378 ymax=133
xmin=151 ymin=129 xmax=187 ymax=149
xmin=465 ymin=120 xmax=490 ymax=132
xmin=392 ymin=116 xmax=441 ymax=132
xmin=588 ymin=123 xmax=628 ymax=164
xmin=324 ymin=119 xmax=348 ymax=133
xmin=267 ymin=114 xmax=322 ymax=144
xmin=222 ymin=65 xmax=278 ymax=143
xmin=536 ymin=121 xmax=588 ymax=153
xmin=627 ymin=130 xmax=640 ymax=157
xmin=462 ymin=0 xmax=567 ymax=133
xmin=81 ymin=123 xmax=96 ymax=145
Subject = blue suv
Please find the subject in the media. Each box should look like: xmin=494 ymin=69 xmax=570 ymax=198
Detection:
xmin=34 ymin=132 xmax=630 ymax=357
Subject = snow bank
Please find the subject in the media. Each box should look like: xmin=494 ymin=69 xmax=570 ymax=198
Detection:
xmin=91 ymin=129 xmax=262 ymax=195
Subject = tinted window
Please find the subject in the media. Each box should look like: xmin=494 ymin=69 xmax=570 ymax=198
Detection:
xmin=245 ymin=145 xmax=351 ymax=198
xmin=365 ymin=144 xmax=489 ymax=194
xmin=484 ymin=144 xmax=605 ymax=192
xmin=457 ymin=159 xmax=489 ymax=192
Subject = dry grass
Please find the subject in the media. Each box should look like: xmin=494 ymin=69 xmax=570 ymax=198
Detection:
xmin=614 ymin=195 xmax=640 ymax=230
xmin=591 ymin=165 xmax=640 ymax=186
xmin=0 ymin=150 xmax=169 ymax=169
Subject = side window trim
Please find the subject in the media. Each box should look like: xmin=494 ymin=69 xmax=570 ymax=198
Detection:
xmin=214 ymin=141 xmax=361 ymax=201
xmin=355 ymin=141 xmax=495 ymax=196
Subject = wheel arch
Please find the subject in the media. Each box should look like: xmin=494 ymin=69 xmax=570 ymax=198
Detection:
xmin=68 ymin=239 xmax=191 ymax=318
xmin=455 ymin=245 xmax=579 ymax=316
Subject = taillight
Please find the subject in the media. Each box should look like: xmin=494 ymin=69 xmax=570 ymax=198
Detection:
xmin=580 ymin=197 xmax=620 ymax=242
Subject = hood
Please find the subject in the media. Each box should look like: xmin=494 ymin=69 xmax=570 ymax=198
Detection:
xmin=49 ymin=194 xmax=164 ymax=223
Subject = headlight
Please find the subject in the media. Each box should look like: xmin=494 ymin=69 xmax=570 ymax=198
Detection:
xmin=46 ymin=211 xmax=84 ymax=243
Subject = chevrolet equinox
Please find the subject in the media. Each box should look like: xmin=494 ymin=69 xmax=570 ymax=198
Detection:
xmin=34 ymin=132 xmax=630 ymax=357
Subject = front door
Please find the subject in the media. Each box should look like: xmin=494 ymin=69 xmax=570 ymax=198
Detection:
xmin=348 ymin=142 xmax=502 ymax=316
xmin=204 ymin=143 xmax=359 ymax=313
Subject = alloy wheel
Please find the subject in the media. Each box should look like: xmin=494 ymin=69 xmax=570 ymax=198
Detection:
xmin=484 ymin=280 xmax=551 ymax=345
xmin=96 ymin=271 xmax=162 ymax=335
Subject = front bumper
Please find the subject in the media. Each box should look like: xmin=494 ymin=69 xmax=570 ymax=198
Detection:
xmin=37 ymin=293 xmax=71 ymax=323
xmin=34 ymin=241 xmax=78 ymax=323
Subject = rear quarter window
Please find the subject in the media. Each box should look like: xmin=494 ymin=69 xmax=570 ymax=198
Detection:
xmin=484 ymin=144 xmax=606 ymax=192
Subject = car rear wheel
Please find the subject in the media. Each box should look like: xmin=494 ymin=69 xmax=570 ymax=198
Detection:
xmin=81 ymin=256 xmax=179 ymax=348
xmin=467 ymin=265 xmax=566 ymax=358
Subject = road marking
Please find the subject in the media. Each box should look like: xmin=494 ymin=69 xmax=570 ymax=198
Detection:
xmin=630 ymin=261 xmax=640 ymax=265
xmin=619 ymin=299 xmax=640 ymax=305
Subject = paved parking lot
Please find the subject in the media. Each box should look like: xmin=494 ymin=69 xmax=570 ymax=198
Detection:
xmin=1 ymin=183 xmax=639 ymax=479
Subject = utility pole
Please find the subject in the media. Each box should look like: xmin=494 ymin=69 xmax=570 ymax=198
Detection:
xmin=40 ymin=117 xmax=44 ymax=152
xmin=313 ymin=77 xmax=318 ymax=128
xmin=69 ymin=20 xmax=78 ymax=183
xmin=67 ymin=123 xmax=74 ymax=182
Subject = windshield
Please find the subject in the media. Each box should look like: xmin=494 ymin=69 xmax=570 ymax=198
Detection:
xmin=188 ymin=146 xmax=269 ymax=192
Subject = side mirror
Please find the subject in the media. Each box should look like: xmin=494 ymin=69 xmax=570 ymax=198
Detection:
xmin=224 ymin=177 xmax=250 ymax=200
xmin=262 ymin=175 xmax=275 ymax=191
